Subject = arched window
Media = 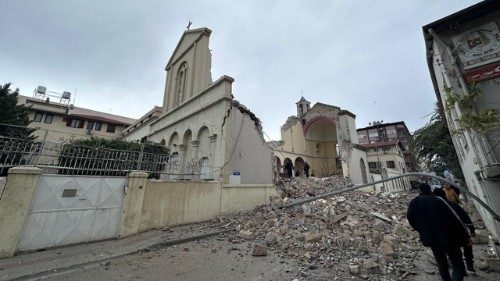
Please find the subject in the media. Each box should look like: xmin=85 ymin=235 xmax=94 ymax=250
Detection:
xmin=175 ymin=62 xmax=188 ymax=106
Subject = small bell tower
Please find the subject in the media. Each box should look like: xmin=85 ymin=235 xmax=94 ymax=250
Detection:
xmin=296 ymin=96 xmax=310 ymax=116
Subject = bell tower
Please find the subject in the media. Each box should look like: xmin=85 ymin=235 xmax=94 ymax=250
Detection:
xmin=296 ymin=96 xmax=310 ymax=116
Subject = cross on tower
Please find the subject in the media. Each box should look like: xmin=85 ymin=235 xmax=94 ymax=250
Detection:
xmin=186 ymin=21 xmax=192 ymax=30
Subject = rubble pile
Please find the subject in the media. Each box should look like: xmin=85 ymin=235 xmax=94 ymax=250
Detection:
xmin=227 ymin=179 xmax=422 ymax=280
xmin=275 ymin=176 xmax=353 ymax=199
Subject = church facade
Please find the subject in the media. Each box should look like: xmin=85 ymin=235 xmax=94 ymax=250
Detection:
xmin=123 ymin=27 xmax=273 ymax=185
xmin=273 ymin=97 xmax=369 ymax=185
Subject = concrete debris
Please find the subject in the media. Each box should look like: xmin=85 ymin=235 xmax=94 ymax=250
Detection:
xmin=218 ymin=177 xmax=490 ymax=279
xmin=487 ymin=257 xmax=500 ymax=272
xmin=275 ymin=176 xmax=353 ymax=199
xmin=370 ymin=211 xmax=392 ymax=222
xmin=223 ymin=177 xmax=425 ymax=280
xmin=251 ymin=244 xmax=268 ymax=256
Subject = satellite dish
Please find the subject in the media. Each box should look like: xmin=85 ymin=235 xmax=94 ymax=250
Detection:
xmin=36 ymin=86 xmax=47 ymax=94
xmin=62 ymin=91 xmax=71 ymax=99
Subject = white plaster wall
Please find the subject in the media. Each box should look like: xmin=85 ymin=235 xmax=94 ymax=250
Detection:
xmin=148 ymin=78 xmax=233 ymax=182
xmin=122 ymin=124 xmax=151 ymax=142
xmin=431 ymin=38 xmax=500 ymax=238
xmin=349 ymin=147 xmax=369 ymax=185
xmin=229 ymin=110 xmax=273 ymax=184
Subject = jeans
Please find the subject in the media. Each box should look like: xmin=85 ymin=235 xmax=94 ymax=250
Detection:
xmin=431 ymin=246 xmax=466 ymax=281
xmin=463 ymin=245 xmax=474 ymax=266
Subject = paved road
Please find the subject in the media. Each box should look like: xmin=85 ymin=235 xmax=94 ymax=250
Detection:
xmin=34 ymin=237 xmax=304 ymax=281
xmin=15 ymin=234 xmax=500 ymax=281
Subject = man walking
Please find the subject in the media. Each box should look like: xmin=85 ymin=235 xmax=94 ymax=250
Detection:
xmin=284 ymin=161 xmax=293 ymax=178
xmin=433 ymin=188 xmax=476 ymax=273
xmin=304 ymin=162 xmax=310 ymax=178
xmin=407 ymin=183 xmax=470 ymax=281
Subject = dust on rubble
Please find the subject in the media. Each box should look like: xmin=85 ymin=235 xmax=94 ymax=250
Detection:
xmin=223 ymin=176 xmax=423 ymax=280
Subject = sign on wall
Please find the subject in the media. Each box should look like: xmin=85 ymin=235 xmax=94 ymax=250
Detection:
xmin=463 ymin=61 xmax=500 ymax=83
xmin=452 ymin=22 xmax=500 ymax=70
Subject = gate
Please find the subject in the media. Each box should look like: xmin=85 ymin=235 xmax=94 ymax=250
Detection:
xmin=17 ymin=175 xmax=125 ymax=252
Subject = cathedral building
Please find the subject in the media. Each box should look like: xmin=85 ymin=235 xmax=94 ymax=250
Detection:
xmin=272 ymin=97 xmax=369 ymax=184
xmin=122 ymin=27 xmax=273 ymax=185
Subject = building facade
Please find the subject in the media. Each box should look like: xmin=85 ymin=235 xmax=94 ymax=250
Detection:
xmin=273 ymin=97 xmax=369 ymax=185
xmin=17 ymin=94 xmax=135 ymax=142
xmin=121 ymin=106 xmax=163 ymax=142
xmin=423 ymin=0 xmax=500 ymax=238
xmin=122 ymin=27 xmax=273 ymax=185
xmin=360 ymin=140 xmax=410 ymax=192
xmin=357 ymin=121 xmax=417 ymax=172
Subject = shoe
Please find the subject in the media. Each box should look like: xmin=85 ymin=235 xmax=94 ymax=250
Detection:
xmin=466 ymin=263 xmax=476 ymax=273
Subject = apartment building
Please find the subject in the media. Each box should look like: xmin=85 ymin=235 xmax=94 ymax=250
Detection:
xmin=17 ymin=92 xmax=135 ymax=142
xmin=423 ymin=0 xmax=500 ymax=238
xmin=357 ymin=121 xmax=417 ymax=172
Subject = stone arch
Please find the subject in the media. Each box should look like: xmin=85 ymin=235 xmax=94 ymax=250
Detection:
xmin=274 ymin=156 xmax=282 ymax=177
xmin=168 ymin=132 xmax=179 ymax=150
xmin=284 ymin=157 xmax=293 ymax=178
xmin=197 ymin=126 xmax=211 ymax=160
xmin=360 ymin=158 xmax=368 ymax=184
xmin=182 ymin=129 xmax=193 ymax=145
xmin=275 ymin=156 xmax=282 ymax=169
xmin=196 ymin=125 xmax=212 ymax=141
xmin=304 ymin=117 xmax=338 ymax=176
xmin=295 ymin=157 xmax=305 ymax=177
xmin=303 ymin=116 xmax=337 ymax=136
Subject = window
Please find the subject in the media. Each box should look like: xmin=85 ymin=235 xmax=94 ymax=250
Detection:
xmin=86 ymin=121 xmax=94 ymax=130
xmin=368 ymin=162 xmax=378 ymax=169
xmin=44 ymin=114 xmax=53 ymax=124
xmin=387 ymin=161 xmax=396 ymax=169
xmin=95 ymin=122 xmax=102 ymax=131
xmin=34 ymin=112 xmax=43 ymax=122
xmin=369 ymin=132 xmax=378 ymax=138
xmin=106 ymin=124 xmax=116 ymax=133
xmin=386 ymin=129 xmax=397 ymax=135
xmin=175 ymin=62 xmax=188 ymax=106
xmin=67 ymin=118 xmax=84 ymax=128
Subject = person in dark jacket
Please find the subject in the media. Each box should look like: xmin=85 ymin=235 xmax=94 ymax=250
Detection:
xmin=304 ymin=162 xmax=310 ymax=178
xmin=284 ymin=161 xmax=293 ymax=178
xmin=433 ymin=188 xmax=476 ymax=272
xmin=407 ymin=183 xmax=470 ymax=281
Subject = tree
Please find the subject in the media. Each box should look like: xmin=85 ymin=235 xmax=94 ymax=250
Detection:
xmin=0 ymin=83 xmax=34 ymax=138
xmin=58 ymin=138 xmax=169 ymax=178
xmin=410 ymin=104 xmax=463 ymax=180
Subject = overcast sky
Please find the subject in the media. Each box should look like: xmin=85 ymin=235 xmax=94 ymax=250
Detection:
xmin=0 ymin=0 xmax=481 ymax=140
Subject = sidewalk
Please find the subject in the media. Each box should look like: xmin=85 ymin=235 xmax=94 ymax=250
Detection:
xmin=0 ymin=221 xmax=233 ymax=281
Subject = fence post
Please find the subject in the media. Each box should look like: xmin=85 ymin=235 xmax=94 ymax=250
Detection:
xmin=119 ymin=171 xmax=148 ymax=238
xmin=0 ymin=166 xmax=41 ymax=258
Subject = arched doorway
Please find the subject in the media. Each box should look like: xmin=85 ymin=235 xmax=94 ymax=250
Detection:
xmin=360 ymin=158 xmax=368 ymax=184
xmin=274 ymin=156 xmax=282 ymax=179
xmin=295 ymin=157 xmax=305 ymax=177
xmin=169 ymin=152 xmax=179 ymax=180
xmin=284 ymin=158 xmax=293 ymax=178
xmin=304 ymin=117 xmax=337 ymax=177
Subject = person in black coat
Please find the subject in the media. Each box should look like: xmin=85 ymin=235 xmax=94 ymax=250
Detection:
xmin=284 ymin=162 xmax=293 ymax=178
xmin=433 ymin=188 xmax=476 ymax=272
xmin=407 ymin=183 xmax=470 ymax=281
xmin=304 ymin=162 xmax=310 ymax=178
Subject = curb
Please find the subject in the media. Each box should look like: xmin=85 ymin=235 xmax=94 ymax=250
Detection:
xmin=7 ymin=228 xmax=235 ymax=281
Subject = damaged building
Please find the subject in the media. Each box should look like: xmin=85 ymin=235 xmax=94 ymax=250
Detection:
xmin=122 ymin=27 xmax=273 ymax=185
xmin=272 ymin=97 xmax=369 ymax=185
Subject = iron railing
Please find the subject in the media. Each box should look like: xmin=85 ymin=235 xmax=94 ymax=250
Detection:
xmin=0 ymin=136 xmax=169 ymax=176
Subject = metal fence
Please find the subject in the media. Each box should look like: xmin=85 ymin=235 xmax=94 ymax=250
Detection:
xmin=0 ymin=136 xmax=169 ymax=176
